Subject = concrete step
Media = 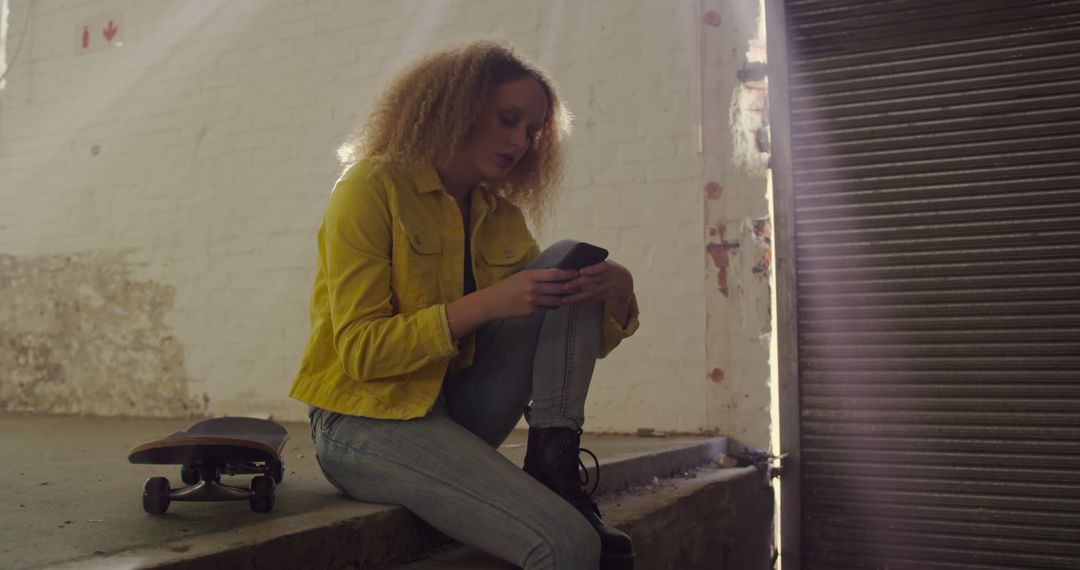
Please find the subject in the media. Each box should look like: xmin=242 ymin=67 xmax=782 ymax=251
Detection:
xmin=396 ymin=465 xmax=774 ymax=570
xmin=1 ymin=413 xmax=762 ymax=570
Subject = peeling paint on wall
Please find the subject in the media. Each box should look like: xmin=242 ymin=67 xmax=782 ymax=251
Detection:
xmin=730 ymin=84 xmax=769 ymax=174
xmin=700 ymin=0 xmax=773 ymax=450
xmin=0 ymin=251 xmax=207 ymax=417
xmin=730 ymin=38 xmax=770 ymax=175
xmin=706 ymin=224 xmax=740 ymax=297
xmin=705 ymin=181 xmax=724 ymax=200
xmin=751 ymin=218 xmax=772 ymax=274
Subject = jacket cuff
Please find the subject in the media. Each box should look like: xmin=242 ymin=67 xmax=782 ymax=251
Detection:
xmin=598 ymin=294 xmax=640 ymax=359
xmin=418 ymin=304 xmax=459 ymax=359
xmin=604 ymin=294 xmax=640 ymax=339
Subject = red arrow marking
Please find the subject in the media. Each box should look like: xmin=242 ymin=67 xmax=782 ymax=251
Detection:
xmin=103 ymin=20 xmax=118 ymax=42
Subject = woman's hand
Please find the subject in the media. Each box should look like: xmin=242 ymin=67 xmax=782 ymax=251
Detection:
xmin=446 ymin=268 xmax=577 ymax=340
xmin=559 ymin=260 xmax=635 ymax=327
xmin=481 ymin=268 xmax=579 ymax=320
xmin=559 ymin=260 xmax=634 ymax=305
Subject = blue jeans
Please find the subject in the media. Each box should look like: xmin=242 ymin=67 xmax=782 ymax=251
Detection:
xmin=309 ymin=240 xmax=604 ymax=569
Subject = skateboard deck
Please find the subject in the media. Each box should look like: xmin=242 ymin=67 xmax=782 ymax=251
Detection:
xmin=129 ymin=417 xmax=288 ymax=466
xmin=128 ymin=417 xmax=289 ymax=514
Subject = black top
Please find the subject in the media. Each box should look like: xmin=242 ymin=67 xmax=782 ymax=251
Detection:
xmin=464 ymin=233 xmax=477 ymax=295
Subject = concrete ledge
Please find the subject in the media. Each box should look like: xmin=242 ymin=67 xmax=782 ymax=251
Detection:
xmin=48 ymin=502 xmax=435 ymax=570
xmin=583 ymin=437 xmax=731 ymax=497
xmin=397 ymin=465 xmax=774 ymax=570
xmin=616 ymin=465 xmax=773 ymax=570
xmin=56 ymin=465 xmax=772 ymax=570
xmin=5 ymin=414 xmax=755 ymax=570
xmin=49 ymin=440 xmax=737 ymax=570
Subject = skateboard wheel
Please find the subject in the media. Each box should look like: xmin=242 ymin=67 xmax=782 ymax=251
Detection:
xmin=268 ymin=459 xmax=285 ymax=484
xmin=250 ymin=475 xmax=275 ymax=513
xmin=142 ymin=477 xmax=171 ymax=515
xmin=180 ymin=465 xmax=199 ymax=485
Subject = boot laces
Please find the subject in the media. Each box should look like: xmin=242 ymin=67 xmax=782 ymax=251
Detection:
xmin=554 ymin=429 xmax=601 ymax=503
xmin=577 ymin=446 xmax=601 ymax=498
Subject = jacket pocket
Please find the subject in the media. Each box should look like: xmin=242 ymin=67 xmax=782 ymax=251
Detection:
xmin=398 ymin=221 xmax=443 ymax=305
xmin=479 ymin=241 xmax=533 ymax=285
xmin=480 ymin=242 xmax=531 ymax=267
xmin=404 ymin=226 xmax=442 ymax=255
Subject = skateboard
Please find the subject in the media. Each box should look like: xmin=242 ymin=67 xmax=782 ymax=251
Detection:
xmin=128 ymin=417 xmax=289 ymax=514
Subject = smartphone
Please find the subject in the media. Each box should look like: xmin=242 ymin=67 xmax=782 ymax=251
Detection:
xmin=553 ymin=242 xmax=609 ymax=270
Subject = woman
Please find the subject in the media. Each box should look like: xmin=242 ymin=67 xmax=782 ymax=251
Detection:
xmin=290 ymin=39 xmax=640 ymax=570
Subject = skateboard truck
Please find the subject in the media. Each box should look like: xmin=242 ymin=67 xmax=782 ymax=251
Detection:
xmin=142 ymin=464 xmax=278 ymax=514
xmin=130 ymin=418 xmax=289 ymax=514
xmin=178 ymin=465 xmax=258 ymax=500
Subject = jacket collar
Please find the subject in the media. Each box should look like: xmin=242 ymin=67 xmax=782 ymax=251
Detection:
xmin=415 ymin=162 xmax=444 ymax=194
xmin=415 ymin=161 xmax=498 ymax=211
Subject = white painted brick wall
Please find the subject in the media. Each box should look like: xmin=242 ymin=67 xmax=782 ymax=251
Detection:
xmin=699 ymin=0 xmax=773 ymax=449
xmin=0 ymin=0 xmax=769 ymax=437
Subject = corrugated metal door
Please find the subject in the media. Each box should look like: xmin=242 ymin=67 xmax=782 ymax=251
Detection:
xmin=782 ymin=0 xmax=1080 ymax=567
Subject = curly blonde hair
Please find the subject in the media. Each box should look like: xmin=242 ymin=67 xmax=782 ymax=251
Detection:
xmin=338 ymin=39 xmax=571 ymax=224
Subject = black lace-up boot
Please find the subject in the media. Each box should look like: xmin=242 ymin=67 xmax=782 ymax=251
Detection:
xmin=524 ymin=427 xmax=635 ymax=570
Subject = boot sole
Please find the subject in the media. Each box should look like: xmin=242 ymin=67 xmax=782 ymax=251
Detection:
xmin=600 ymin=551 xmax=635 ymax=570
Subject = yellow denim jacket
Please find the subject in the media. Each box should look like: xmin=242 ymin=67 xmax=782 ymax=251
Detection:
xmin=289 ymin=158 xmax=640 ymax=419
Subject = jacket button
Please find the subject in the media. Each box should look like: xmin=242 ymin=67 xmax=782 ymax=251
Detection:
xmin=503 ymin=249 xmax=514 ymax=258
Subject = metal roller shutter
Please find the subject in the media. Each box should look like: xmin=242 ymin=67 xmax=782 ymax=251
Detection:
xmin=781 ymin=0 xmax=1080 ymax=568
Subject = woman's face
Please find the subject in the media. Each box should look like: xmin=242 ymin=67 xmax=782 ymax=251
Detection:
xmin=464 ymin=76 xmax=550 ymax=183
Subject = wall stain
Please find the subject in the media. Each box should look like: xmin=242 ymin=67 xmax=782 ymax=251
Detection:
xmin=751 ymin=219 xmax=772 ymax=274
xmin=0 ymin=251 xmax=207 ymax=417
xmin=705 ymin=181 xmax=723 ymax=200
xmin=709 ymin=368 xmax=726 ymax=383
xmin=706 ymin=224 xmax=740 ymax=297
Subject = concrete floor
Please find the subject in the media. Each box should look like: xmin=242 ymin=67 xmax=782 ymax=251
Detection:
xmin=0 ymin=412 xmax=724 ymax=570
